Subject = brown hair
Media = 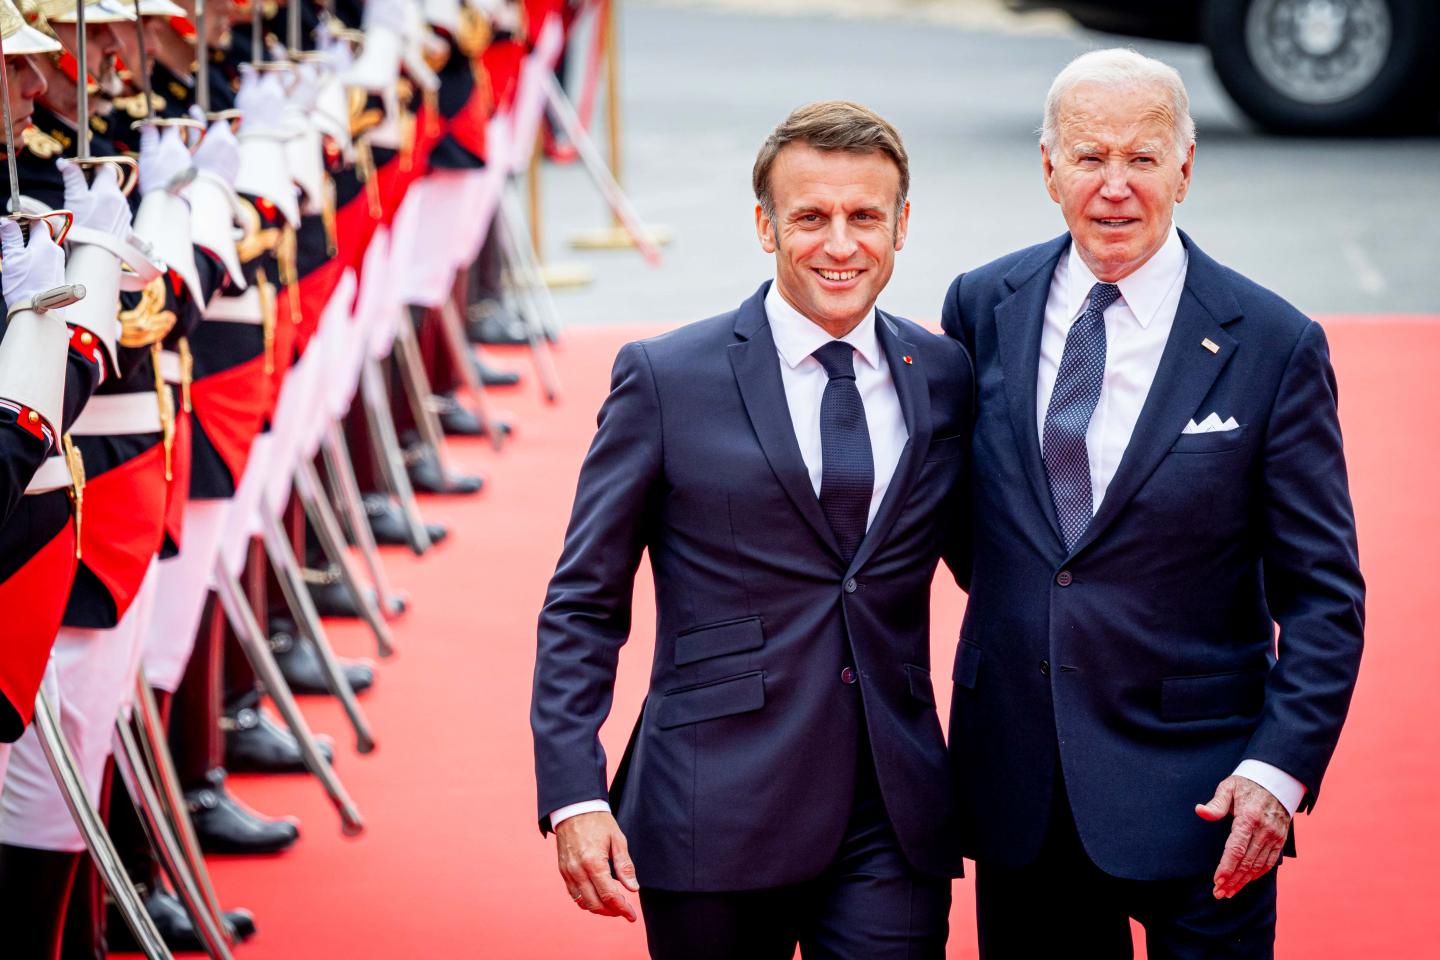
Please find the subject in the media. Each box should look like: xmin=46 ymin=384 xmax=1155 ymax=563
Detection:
xmin=752 ymin=100 xmax=910 ymax=221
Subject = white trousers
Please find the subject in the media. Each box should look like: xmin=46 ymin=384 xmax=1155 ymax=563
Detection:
xmin=143 ymin=500 xmax=231 ymax=694
xmin=0 ymin=561 xmax=158 ymax=851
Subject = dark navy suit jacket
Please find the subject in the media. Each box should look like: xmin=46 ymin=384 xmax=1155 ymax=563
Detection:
xmin=941 ymin=231 xmax=1365 ymax=881
xmin=532 ymin=282 xmax=973 ymax=892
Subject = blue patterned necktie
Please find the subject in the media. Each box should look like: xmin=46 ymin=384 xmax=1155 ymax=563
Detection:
xmin=813 ymin=341 xmax=874 ymax=563
xmin=1042 ymin=282 xmax=1121 ymax=551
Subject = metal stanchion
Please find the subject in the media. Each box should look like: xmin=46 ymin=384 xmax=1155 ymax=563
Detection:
xmin=566 ymin=0 xmax=670 ymax=253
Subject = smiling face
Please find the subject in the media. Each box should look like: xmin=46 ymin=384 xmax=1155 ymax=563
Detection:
xmin=1042 ymin=81 xmax=1194 ymax=282
xmin=756 ymin=142 xmax=909 ymax=338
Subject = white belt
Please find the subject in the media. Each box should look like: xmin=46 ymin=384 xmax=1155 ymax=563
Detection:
xmin=159 ymin=350 xmax=183 ymax=384
xmin=206 ymin=289 xmax=263 ymax=324
xmin=70 ymin=390 xmax=162 ymax=436
xmin=25 ymin=455 xmax=73 ymax=495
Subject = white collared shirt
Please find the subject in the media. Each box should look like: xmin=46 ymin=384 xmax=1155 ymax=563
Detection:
xmin=1036 ymin=223 xmax=1306 ymax=816
xmin=549 ymin=283 xmax=909 ymax=831
xmin=765 ymin=281 xmax=908 ymax=528
xmin=1037 ymin=223 xmax=1187 ymax=511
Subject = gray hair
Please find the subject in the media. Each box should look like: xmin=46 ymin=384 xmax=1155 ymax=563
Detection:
xmin=1040 ymin=48 xmax=1196 ymax=154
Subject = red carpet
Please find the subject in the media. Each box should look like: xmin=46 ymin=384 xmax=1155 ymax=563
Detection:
xmin=188 ymin=316 xmax=1437 ymax=959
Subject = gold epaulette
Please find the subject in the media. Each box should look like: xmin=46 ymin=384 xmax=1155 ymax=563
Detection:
xmin=349 ymin=87 xmax=384 ymax=139
xmin=111 ymin=91 xmax=166 ymax=119
xmin=118 ymin=275 xmax=178 ymax=348
xmin=178 ymin=336 xmax=193 ymax=414
xmin=235 ymin=196 xmax=280 ymax=263
xmin=22 ymin=125 xmax=64 ymax=159
xmin=456 ymin=6 xmax=493 ymax=58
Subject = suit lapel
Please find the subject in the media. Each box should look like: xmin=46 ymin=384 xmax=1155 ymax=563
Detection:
xmin=1070 ymin=233 xmax=1243 ymax=557
xmin=994 ymin=237 xmax=1070 ymax=548
xmin=845 ymin=312 xmax=930 ymax=577
xmin=728 ymin=284 xmax=843 ymax=560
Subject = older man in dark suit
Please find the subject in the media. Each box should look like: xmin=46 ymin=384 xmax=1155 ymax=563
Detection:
xmin=532 ymin=101 xmax=972 ymax=959
xmin=942 ymin=48 xmax=1365 ymax=957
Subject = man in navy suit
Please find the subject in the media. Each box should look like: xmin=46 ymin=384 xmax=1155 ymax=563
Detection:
xmin=532 ymin=101 xmax=972 ymax=959
xmin=942 ymin=49 xmax=1365 ymax=957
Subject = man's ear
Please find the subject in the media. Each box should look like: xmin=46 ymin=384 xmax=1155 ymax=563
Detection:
xmin=756 ymin=203 xmax=777 ymax=253
xmin=893 ymin=199 xmax=910 ymax=252
xmin=1175 ymin=141 xmax=1195 ymax=204
xmin=1041 ymin=144 xmax=1061 ymax=204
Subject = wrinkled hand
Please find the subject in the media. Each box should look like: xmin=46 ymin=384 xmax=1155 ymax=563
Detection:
xmin=554 ymin=812 xmax=639 ymax=922
xmin=188 ymin=107 xmax=241 ymax=186
xmin=0 ymin=218 xmax=67 ymax=308
xmin=1195 ymin=775 xmax=1291 ymax=899
xmin=57 ymin=159 xmax=132 ymax=237
xmin=235 ymin=65 xmax=289 ymax=135
xmin=139 ymin=125 xmax=195 ymax=196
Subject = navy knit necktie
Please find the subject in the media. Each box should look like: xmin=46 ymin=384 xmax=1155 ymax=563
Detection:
xmin=813 ymin=341 xmax=873 ymax=563
xmin=1042 ymin=282 xmax=1121 ymax=551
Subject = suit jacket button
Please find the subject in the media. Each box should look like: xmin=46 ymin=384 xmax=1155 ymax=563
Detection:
xmin=840 ymin=667 xmax=858 ymax=685
xmin=1039 ymin=660 xmax=1051 ymax=677
xmin=844 ymin=578 xmax=858 ymax=594
xmin=1055 ymin=570 xmax=1073 ymax=587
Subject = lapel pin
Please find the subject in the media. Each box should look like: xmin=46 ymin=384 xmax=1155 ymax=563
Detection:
xmin=902 ymin=355 xmax=913 ymax=365
xmin=1201 ymin=338 xmax=1219 ymax=355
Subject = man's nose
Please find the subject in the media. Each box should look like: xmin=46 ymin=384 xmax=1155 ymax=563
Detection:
xmin=1099 ymin=160 xmax=1131 ymax=202
xmin=823 ymin=221 xmax=859 ymax=261
xmin=20 ymin=59 xmax=48 ymax=102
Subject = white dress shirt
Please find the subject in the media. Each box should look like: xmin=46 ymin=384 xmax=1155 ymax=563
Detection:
xmin=1037 ymin=223 xmax=1306 ymax=816
xmin=549 ymin=283 xmax=909 ymax=829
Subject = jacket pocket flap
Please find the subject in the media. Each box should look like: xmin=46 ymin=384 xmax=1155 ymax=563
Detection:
xmin=1161 ymin=670 xmax=1266 ymax=721
xmin=657 ymin=672 xmax=765 ymax=729
xmin=952 ymin=640 xmax=981 ymax=689
xmin=905 ymin=663 xmax=936 ymax=705
xmin=674 ymin=616 xmax=764 ymax=666
xmin=1170 ymin=425 xmax=1247 ymax=454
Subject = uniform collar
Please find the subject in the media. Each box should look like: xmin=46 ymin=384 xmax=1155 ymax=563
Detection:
xmin=764 ymin=280 xmax=883 ymax=372
xmin=1065 ymin=222 xmax=1185 ymax=328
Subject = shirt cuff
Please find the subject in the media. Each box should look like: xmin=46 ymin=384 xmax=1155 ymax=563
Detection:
xmin=550 ymin=800 xmax=611 ymax=829
xmin=1233 ymin=760 xmax=1307 ymax=816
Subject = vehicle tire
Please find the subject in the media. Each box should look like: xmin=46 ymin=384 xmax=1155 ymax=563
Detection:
xmin=1201 ymin=0 xmax=1440 ymax=133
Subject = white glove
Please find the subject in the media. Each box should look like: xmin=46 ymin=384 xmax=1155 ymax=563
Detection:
xmin=315 ymin=20 xmax=355 ymax=73
xmin=235 ymin=66 xmax=290 ymax=135
xmin=364 ymin=0 xmax=410 ymax=34
xmin=189 ymin=106 xmax=241 ymax=186
xmin=57 ymin=159 xmax=133 ymax=237
xmin=139 ymin=125 xmax=195 ymax=196
xmin=0 ymin=218 xmax=67 ymax=309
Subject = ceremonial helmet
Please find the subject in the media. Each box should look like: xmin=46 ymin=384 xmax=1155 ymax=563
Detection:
xmin=35 ymin=0 xmax=136 ymax=25
xmin=1 ymin=0 xmax=61 ymax=53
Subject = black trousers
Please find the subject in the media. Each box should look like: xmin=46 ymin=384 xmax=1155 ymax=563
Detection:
xmin=974 ymin=773 xmax=1278 ymax=960
xmin=638 ymin=746 xmax=950 ymax=960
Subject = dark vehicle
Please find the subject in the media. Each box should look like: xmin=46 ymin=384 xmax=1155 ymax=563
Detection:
xmin=1009 ymin=0 xmax=1440 ymax=133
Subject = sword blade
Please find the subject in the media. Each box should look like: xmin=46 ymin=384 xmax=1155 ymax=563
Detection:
xmin=0 ymin=23 xmax=24 ymax=211
xmin=76 ymin=0 xmax=90 ymax=159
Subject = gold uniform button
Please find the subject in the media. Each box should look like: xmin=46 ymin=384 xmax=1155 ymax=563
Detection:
xmin=80 ymin=332 xmax=94 ymax=345
xmin=27 ymin=411 xmax=40 ymax=424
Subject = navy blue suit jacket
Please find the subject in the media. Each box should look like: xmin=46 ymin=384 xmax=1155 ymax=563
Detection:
xmin=532 ymin=282 xmax=973 ymax=891
xmin=941 ymin=231 xmax=1365 ymax=881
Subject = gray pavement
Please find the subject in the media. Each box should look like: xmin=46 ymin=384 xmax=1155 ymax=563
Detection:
xmin=534 ymin=3 xmax=1440 ymax=327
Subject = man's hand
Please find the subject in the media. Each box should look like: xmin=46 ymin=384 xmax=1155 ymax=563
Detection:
xmin=1195 ymin=775 xmax=1291 ymax=900
xmin=554 ymin=811 xmax=639 ymax=922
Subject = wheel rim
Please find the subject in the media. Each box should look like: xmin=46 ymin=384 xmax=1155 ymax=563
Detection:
xmin=1244 ymin=0 xmax=1393 ymax=105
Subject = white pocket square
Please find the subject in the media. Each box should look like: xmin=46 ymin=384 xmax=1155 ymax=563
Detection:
xmin=1183 ymin=413 xmax=1240 ymax=434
